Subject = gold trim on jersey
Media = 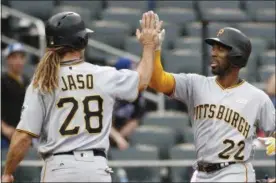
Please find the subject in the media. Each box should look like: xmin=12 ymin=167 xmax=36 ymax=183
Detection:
xmin=242 ymin=163 xmax=248 ymax=182
xmin=215 ymin=78 xmax=245 ymax=90
xmin=42 ymin=162 xmax=47 ymax=182
xmin=60 ymin=59 xmax=84 ymax=66
xmin=16 ymin=129 xmax=39 ymax=138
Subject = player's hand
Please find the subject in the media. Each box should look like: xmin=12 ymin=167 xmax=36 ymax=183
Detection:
xmin=139 ymin=13 xmax=165 ymax=50
xmin=116 ymin=137 xmax=129 ymax=151
xmin=257 ymin=137 xmax=275 ymax=156
xmin=136 ymin=11 xmax=163 ymax=48
xmin=1 ymin=174 xmax=14 ymax=183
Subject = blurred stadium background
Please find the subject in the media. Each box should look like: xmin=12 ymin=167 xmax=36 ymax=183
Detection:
xmin=1 ymin=0 xmax=275 ymax=182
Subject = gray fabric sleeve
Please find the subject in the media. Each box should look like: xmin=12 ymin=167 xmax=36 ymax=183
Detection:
xmin=16 ymin=84 xmax=45 ymax=137
xmin=170 ymin=73 xmax=200 ymax=105
xmin=258 ymin=94 xmax=276 ymax=133
xmin=110 ymin=69 xmax=139 ymax=102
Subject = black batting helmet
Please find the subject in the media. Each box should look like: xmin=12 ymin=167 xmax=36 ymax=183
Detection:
xmin=205 ymin=27 xmax=252 ymax=68
xmin=45 ymin=12 xmax=94 ymax=50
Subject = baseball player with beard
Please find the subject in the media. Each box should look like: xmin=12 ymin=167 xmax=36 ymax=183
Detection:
xmin=142 ymin=14 xmax=275 ymax=182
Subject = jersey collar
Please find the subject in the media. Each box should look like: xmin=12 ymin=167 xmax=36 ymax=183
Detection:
xmin=60 ymin=59 xmax=84 ymax=66
xmin=215 ymin=78 xmax=245 ymax=90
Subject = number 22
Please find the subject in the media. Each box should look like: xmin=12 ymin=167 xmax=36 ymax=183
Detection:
xmin=218 ymin=139 xmax=245 ymax=160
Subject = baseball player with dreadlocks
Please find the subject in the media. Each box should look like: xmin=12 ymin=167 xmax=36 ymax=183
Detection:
xmin=143 ymin=14 xmax=275 ymax=182
xmin=2 ymin=10 xmax=162 ymax=182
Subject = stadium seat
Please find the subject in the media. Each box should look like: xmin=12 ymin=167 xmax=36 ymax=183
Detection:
xmin=129 ymin=125 xmax=177 ymax=159
xmin=244 ymin=1 xmax=275 ymax=21
xmin=244 ymin=1 xmax=275 ymax=11
xmin=198 ymin=1 xmax=242 ymax=10
xmin=106 ymin=1 xmax=148 ymax=11
xmin=9 ymin=0 xmax=54 ymax=20
xmin=206 ymin=22 xmax=232 ymax=37
xmin=258 ymin=65 xmax=275 ymax=82
xmin=201 ymin=8 xmax=250 ymax=22
xmin=101 ymin=7 xmax=142 ymax=33
xmin=1 ymin=0 xmax=9 ymax=6
xmin=156 ymin=8 xmax=197 ymax=25
xmin=85 ymin=46 xmax=111 ymax=65
xmin=155 ymin=1 xmax=195 ymax=9
xmin=142 ymin=111 xmax=191 ymax=143
xmin=163 ymin=49 xmax=203 ymax=74
xmin=52 ymin=5 xmax=95 ymax=24
xmin=174 ymin=37 xmax=201 ymax=51
xmin=236 ymin=23 xmax=275 ymax=46
xmin=260 ymin=50 xmax=276 ymax=66
xmin=124 ymin=36 xmax=141 ymax=56
xmin=143 ymin=111 xmax=190 ymax=129
xmin=161 ymin=22 xmax=182 ymax=49
xmin=253 ymin=148 xmax=276 ymax=179
xmin=255 ymin=9 xmax=276 ymax=22
xmin=245 ymin=52 xmax=259 ymax=82
xmin=109 ymin=145 xmax=161 ymax=182
xmin=59 ymin=0 xmax=103 ymax=15
xmin=244 ymin=38 xmax=270 ymax=82
xmin=239 ymin=67 xmax=250 ymax=81
xmin=181 ymin=127 xmax=194 ymax=143
xmin=198 ymin=1 xmax=248 ymax=22
xmin=169 ymin=144 xmax=196 ymax=182
xmin=23 ymin=64 xmax=36 ymax=79
xmin=250 ymin=38 xmax=270 ymax=55
xmin=251 ymin=82 xmax=266 ymax=91
xmin=2 ymin=147 xmax=42 ymax=182
xmin=88 ymin=20 xmax=131 ymax=49
xmin=184 ymin=22 xmax=202 ymax=37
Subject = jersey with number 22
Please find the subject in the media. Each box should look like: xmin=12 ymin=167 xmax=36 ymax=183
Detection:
xmin=171 ymin=73 xmax=275 ymax=163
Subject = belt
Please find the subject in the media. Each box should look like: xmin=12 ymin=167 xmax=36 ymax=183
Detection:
xmin=197 ymin=161 xmax=236 ymax=173
xmin=53 ymin=149 xmax=106 ymax=158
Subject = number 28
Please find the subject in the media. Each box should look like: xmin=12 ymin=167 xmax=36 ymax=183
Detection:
xmin=57 ymin=95 xmax=103 ymax=136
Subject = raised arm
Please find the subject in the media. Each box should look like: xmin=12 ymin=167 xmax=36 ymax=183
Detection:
xmin=135 ymin=11 xmax=160 ymax=91
xmin=146 ymin=14 xmax=175 ymax=95
xmin=149 ymin=49 xmax=175 ymax=95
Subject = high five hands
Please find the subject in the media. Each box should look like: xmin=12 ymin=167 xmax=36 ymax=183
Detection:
xmin=137 ymin=11 xmax=165 ymax=51
xmin=136 ymin=11 xmax=163 ymax=49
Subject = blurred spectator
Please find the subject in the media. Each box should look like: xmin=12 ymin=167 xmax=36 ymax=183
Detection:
xmin=1 ymin=43 xmax=30 ymax=148
xmin=110 ymin=57 xmax=146 ymax=150
xmin=266 ymin=73 xmax=276 ymax=107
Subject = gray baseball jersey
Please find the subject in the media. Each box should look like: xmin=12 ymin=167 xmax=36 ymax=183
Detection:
xmin=16 ymin=62 xmax=139 ymax=155
xmin=172 ymin=73 xmax=275 ymax=163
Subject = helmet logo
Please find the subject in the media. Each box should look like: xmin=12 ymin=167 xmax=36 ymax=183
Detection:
xmin=217 ymin=29 xmax=224 ymax=37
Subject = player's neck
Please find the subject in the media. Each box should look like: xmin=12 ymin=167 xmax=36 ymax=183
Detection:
xmin=61 ymin=52 xmax=82 ymax=62
xmin=216 ymin=71 xmax=240 ymax=89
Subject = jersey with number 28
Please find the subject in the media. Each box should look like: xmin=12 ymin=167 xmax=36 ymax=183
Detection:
xmin=17 ymin=62 xmax=139 ymax=155
xmin=172 ymin=73 xmax=275 ymax=163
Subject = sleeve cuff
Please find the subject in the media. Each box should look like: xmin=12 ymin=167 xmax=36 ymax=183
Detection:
xmin=16 ymin=129 xmax=39 ymax=138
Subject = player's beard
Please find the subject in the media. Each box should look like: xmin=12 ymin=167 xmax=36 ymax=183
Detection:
xmin=211 ymin=59 xmax=232 ymax=77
